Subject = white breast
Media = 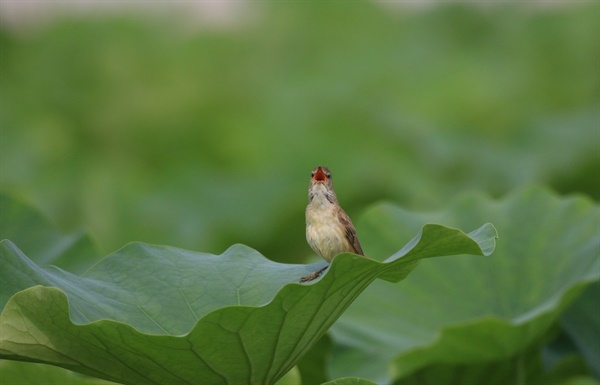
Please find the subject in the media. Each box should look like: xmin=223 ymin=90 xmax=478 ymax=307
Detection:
xmin=306 ymin=203 xmax=348 ymax=263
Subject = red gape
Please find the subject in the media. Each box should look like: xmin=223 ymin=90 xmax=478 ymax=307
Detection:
xmin=313 ymin=167 xmax=327 ymax=181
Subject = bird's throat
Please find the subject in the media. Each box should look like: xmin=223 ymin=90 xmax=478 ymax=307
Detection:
xmin=309 ymin=185 xmax=335 ymax=206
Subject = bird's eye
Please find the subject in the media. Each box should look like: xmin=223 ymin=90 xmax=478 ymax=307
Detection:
xmin=326 ymin=173 xmax=332 ymax=179
xmin=311 ymin=172 xmax=315 ymax=178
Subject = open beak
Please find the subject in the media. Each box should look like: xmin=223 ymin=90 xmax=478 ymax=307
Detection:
xmin=313 ymin=166 xmax=327 ymax=183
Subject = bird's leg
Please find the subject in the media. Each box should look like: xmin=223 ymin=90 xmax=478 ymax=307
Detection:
xmin=300 ymin=265 xmax=329 ymax=282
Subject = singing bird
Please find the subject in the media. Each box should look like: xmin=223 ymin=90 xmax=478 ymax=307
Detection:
xmin=302 ymin=166 xmax=365 ymax=282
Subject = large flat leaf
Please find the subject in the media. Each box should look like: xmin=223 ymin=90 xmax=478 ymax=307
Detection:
xmin=0 ymin=197 xmax=105 ymax=385
xmin=0 ymin=223 xmax=496 ymax=384
xmin=328 ymin=186 xmax=599 ymax=383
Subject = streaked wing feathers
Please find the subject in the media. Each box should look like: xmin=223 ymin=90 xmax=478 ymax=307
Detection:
xmin=337 ymin=210 xmax=364 ymax=256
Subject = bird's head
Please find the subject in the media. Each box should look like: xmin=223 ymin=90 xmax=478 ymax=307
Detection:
xmin=309 ymin=165 xmax=333 ymax=190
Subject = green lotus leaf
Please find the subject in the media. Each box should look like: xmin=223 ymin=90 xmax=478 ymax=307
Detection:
xmin=394 ymin=341 xmax=597 ymax=385
xmin=322 ymin=378 xmax=378 ymax=385
xmin=0 ymin=222 xmax=495 ymax=385
xmin=0 ymin=193 xmax=100 ymax=273
xmin=0 ymin=361 xmax=116 ymax=385
xmin=297 ymin=335 xmax=332 ymax=384
xmin=561 ymin=282 xmax=600 ymax=378
xmin=328 ymin=186 xmax=599 ymax=383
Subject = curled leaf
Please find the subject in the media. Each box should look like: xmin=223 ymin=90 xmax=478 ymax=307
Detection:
xmin=1 ymin=222 xmax=496 ymax=384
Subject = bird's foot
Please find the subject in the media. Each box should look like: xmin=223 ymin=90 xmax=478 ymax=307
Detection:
xmin=300 ymin=265 xmax=329 ymax=282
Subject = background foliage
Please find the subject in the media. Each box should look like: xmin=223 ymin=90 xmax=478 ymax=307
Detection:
xmin=1 ymin=1 xmax=598 ymax=384
xmin=2 ymin=2 xmax=597 ymax=260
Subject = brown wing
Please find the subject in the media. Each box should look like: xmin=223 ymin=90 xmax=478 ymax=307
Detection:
xmin=338 ymin=209 xmax=365 ymax=256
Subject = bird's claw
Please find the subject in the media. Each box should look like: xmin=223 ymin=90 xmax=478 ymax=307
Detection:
xmin=299 ymin=265 xmax=329 ymax=283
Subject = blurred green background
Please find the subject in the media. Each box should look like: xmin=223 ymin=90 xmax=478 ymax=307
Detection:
xmin=1 ymin=1 xmax=598 ymax=263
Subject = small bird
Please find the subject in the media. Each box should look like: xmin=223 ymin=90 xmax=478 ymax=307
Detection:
xmin=301 ymin=165 xmax=365 ymax=282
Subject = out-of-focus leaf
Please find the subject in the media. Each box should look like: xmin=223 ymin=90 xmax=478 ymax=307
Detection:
xmin=394 ymin=343 xmax=544 ymax=385
xmin=1 ymin=4 xmax=596 ymax=261
xmin=545 ymin=355 xmax=598 ymax=385
xmin=0 ymin=222 xmax=495 ymax=384
xmin=394 ymin=347 xmax=595 ymax=385
xmin=562 ymin=377 xmax=600 ymax=385
xmin=275 ymin=366 xmax=301 ymax=385
xmin=561 ymin=282 xmax=600 ymax=378
xmin=0 ymin=360 xmax=117 ymax=385
xmin=322 ymin=378 xmax=378 ymax=385
xmin=329 ymin=187 xmax=599 ymax=384
xmin=0 ymin=194 xmax=99 ymax=273
xmin=297 ymin=335 xmax=332 ymax=385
